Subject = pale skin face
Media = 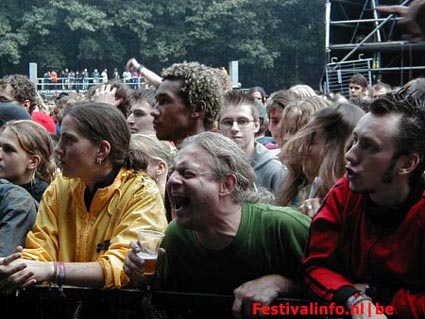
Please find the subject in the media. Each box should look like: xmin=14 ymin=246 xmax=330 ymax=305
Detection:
xmin=252 ymin=91 xmax=263 ymax=102
xmin=349 ymin=83 xmax=368 ymax=100
xmin=166 ymin=144 xmax=223 ymax=231
xmin=127 ymin=101 xmax=155 ymax=134
xmin=345 ymin=112 xmax=415 ymax=206
xmin=302 ymin=128 xmax=325 ymax=184
xmin=0 ymin=84 xmax=31 ymax=111
xmin=0 ymin=128 xmax=38 ymax=185
xmin=0 ymin=84 xmax=16 ymax=103
xmin=219 ymin=104 xmax=259 ymax=155
xmin=372 ymin=88 xmax=388 ymax=100
xmin=279 ymin=108 xmax=300 ymax=147
xmin=268 ymin=107 xmax=283 ymax=142
xmin=55 ymin=115 xmax=110 ymax=189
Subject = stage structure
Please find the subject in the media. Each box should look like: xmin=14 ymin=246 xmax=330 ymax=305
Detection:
xmin=323 ymin=0 xmax=425 ymax=97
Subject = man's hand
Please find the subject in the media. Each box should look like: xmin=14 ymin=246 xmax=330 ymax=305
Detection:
xmin=123 ymin=241 xmax=165 ymax=287
xmin=91 ymin=84 xmax=122 ymax=107
xmin=126 ymin=58 xmax=141 ymax=72
xmin=299 ymin=197 xmax=321 ymax=218
xmin=232 ymin=274 xmax=298 ymax=318
xmin=376 ymin=0 xmax=425 ymax=42
xmin=0 ymin=248 xmax=40 ymax=294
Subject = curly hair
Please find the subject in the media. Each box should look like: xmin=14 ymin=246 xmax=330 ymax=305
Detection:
xmin=161 ymin=62 xmax=223 ymax=131
xmin=0 ymin=74 xmax=38 ymax=113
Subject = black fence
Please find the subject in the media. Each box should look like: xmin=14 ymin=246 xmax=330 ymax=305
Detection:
xmin=0 ymin=285 xmax=349 ymax=319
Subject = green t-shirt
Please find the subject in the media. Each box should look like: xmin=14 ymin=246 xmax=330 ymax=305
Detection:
xmin=158 ymin=202 xmax=311 ymax=294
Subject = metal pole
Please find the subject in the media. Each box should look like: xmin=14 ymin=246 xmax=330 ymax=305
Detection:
xmin=325 ymin=0 xmax=331 ymax=54
xmin=330 ymin=17 xmax=402 ymax=24
xmin=336 ymin=0 xmax=411 ymax=66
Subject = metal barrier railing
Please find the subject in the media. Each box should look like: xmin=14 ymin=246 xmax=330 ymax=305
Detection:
xmin=36 ymin=77 xmax=146 ymax=94
xmin=0 ymin=285 xmax=348 ymax=319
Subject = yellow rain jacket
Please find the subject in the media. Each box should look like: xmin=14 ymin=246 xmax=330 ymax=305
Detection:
xmin=22 ymin=167 xmax=167 ymax=288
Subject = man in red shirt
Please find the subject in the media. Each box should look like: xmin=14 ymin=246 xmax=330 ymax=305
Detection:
xmin=302 ymin=92 xmax=425 ymax=319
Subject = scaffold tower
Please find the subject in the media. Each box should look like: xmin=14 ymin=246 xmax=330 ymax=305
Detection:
xmin=323 ymin=0 xmax=425 ymax=97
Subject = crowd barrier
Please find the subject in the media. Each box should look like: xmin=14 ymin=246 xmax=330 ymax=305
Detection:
xmin=0 ymin=285 xmax=351 ymax=319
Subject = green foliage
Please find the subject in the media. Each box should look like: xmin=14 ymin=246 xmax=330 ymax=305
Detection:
xmin=0 ymin=0 xmax=326 ymax=92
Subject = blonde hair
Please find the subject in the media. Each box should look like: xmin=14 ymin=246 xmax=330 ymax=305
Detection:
xmin=289 ymin=84 xmax=317 ymax=99
xmin=279 ymin=96 xmax=331 ymax=145
xmin=127 ymin=133 xmax=175 ymax=173
xmin=276 ymin=103 xmax=364 ymax=206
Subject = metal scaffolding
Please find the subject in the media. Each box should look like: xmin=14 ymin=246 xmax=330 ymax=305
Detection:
xmin=323 ymin=0 xmax=425 ymax=96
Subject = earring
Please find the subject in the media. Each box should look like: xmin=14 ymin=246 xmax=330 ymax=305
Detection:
xmin=96 ymin=157 xmax=102 ymax=164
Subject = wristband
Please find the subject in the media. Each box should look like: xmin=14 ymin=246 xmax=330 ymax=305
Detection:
xmin=56 ymin=262 xmax=66 ymax=286
xmin=346 ymin=292 xmax=372 ymax=310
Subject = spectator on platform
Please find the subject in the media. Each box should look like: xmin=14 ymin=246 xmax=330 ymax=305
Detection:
xmin=49 ymin=71 xmax=58 ymax=90
xmin=91 ymin=69 xmax=101 ymax=85
xmin=0 ymin=103 xmax=167 ymax=291
xmin=81 ymin=68 xmax=89 ymax=90
xmin=124 ymin=132 xmax=310 ymax=318
xmin=101 ymin=69 xmax=108 ymax=84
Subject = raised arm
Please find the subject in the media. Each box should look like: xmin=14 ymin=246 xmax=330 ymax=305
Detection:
xmin=125 ymin=58 xmax=162 ymax=88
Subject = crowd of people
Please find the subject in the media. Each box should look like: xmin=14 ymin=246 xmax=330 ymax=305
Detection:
xmin=0 ymin=1 xmax=424 ymax=318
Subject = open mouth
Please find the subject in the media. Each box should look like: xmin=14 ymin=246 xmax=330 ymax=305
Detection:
xmin=346 ymin=167 xmax=356 ymax=178
xmin=172 ymin=195 xmax=191 ymax=213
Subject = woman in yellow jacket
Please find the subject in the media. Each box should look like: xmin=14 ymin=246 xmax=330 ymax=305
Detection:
xmin=0 ymin=102 xmax=167 ymax=291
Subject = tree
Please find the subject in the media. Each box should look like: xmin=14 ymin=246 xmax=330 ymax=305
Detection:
xmin=0 ymin=0 xmax=326 ymax=93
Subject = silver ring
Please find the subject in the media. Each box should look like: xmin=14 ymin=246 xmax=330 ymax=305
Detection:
xmin=306 ymin=203 xmax=313 ymax=210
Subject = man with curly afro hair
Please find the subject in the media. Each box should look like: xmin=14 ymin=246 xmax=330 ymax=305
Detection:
xmin=152 ymin=62 xmax=223 ymax=146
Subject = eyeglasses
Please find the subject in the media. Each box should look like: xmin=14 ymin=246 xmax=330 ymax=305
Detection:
xmin=220 ymin=118 xmax=254 ymax=129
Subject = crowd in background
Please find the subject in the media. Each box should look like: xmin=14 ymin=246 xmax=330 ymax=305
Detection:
xmin=0 ymin=1 xmax=424 ymax=318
